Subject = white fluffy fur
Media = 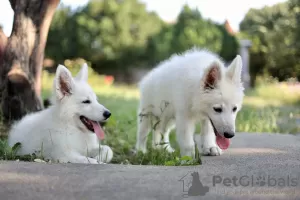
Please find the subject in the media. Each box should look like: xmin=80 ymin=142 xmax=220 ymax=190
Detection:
xmin=135 ymin=48 xmax=244 ymax=157
xmin=8 ymin=64 xmax=113 ymax=164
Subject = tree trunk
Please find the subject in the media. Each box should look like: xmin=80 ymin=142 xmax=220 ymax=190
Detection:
xmin=0 ymin=0 xmax=60 ymax=124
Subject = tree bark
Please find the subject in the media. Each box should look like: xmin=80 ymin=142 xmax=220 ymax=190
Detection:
xmin=0 ymin=28 xmax=8 ymax=62
xmin=0 ymin=0 xmax=60 ymax=124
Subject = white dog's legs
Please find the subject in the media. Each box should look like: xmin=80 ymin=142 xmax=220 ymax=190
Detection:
xmin=200 ymin=119 xmax=222 ymax=156
xmin=82 ymin=135 xmax=113 ymax=163
xmin=162 ymin=125 xmax=175 ymax=153
xmin=152 ymin=126 xmax=162 ymax=149
xmin=57 ymin=151 xmax=99 ymax=164
xmin=152 ymin=120 xmax=175 ymax=153
xmin=94 ymin=145 xmax=113 ymax=163
xmin=135 ymin=115 xmax=150 ymax=153
xmin=175 ymin=114 xmax=195 ymax=158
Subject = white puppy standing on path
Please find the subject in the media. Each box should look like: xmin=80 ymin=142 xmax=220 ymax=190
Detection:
xmin=135 ymin=48 xmax=244 ymax=158
xmin=8 ymin=63 xmax=113 ymax=164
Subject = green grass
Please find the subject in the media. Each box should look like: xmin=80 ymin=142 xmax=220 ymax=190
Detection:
xmin=0 ymin=69 xmax=299 ymax=165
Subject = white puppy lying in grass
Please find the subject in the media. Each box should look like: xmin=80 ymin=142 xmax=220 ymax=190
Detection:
xmin=8 ymin=63 xmax=113 ymax=164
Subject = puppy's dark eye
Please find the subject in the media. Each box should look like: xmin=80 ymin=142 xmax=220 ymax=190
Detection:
xmin=82 ymin=100 xmax=91 ymax=104
xmin=233 ymin=106 xmax=237 ymax=112
xmin=213 ymin=107 xmax=222 ymax=113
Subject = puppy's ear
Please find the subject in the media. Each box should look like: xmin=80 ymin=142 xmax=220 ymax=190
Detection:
xmin=75 ymin=63 xmax=88 ymax=82
xmin=55 ymin=64 xmax=74 ymax=99
xmin=202 ymin=61 xmax=222 ymax=90
xmin=226 ymin=55 xmax=243 ymax=84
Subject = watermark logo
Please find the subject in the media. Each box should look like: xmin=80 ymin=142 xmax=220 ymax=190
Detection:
xmin=179 ymin=172 xmax=299 ymax=197
xmin=179 ymin=172 xmax=209 ymax=198
xmin=213 ymin=175 xmax=298 ymax=187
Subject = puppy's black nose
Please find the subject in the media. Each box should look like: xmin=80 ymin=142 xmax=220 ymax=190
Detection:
xmin=224 ymin=132 xmax=234 ymax=138
xmin=103 ymin=111 xmax=111 ymax=119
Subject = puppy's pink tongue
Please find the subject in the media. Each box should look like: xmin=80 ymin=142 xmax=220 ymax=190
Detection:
xmin=216 ymin=135 xmax=230 ymax=150
xmin=91 ymin=121 xmax=105 ymax=140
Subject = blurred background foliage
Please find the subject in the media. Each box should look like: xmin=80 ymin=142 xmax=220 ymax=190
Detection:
xmin=45 ymin=0 xmax=239 ymax=82
xmin=239 ymin=0 xmax=300 ymax=85
xmin=45 ymin=0 xmax=300 ymax=86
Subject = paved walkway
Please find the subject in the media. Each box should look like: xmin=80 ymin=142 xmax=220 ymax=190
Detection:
xmin=0 ymin=133 xmax=300 ymax=200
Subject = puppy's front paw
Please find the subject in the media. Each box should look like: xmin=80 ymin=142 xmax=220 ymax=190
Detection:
xmin=57 ymin=156 xmax=99 ymax=164
xmin=153 ymin=143 xmax=175 ymax=153
xmin=95 ymin=145 xmax=113 ymax=163
xmin=180 ymin=146 xmax=195 ymax=159
xmin=86 ymin=157 xmax=100 ymax=164
xmin=201 ymin=146 xmax=222 ymax=156
xmin=135 ymin=145 xmax=147 ymax=154
xmin=164 ymin=144 xmax=175 ymax=153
